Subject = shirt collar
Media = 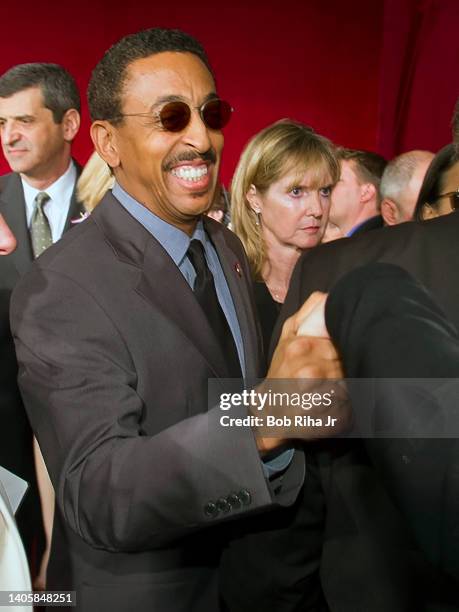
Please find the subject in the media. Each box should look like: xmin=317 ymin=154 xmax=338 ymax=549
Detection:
xmin=112 ymin=181 xmax=208 ymax=265
xmin=21 ymin=160 xmax=76 ymax=208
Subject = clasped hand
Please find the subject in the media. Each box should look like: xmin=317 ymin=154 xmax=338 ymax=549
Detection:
xmin=255 ymin=293 xmax=351 ymax=452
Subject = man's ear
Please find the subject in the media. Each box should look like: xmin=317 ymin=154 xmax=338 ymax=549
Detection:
xmin=380 ymin=198 xmax=399 ymax=225
xmin=62 ymin=109 xmax=80 ymax=142
xmin=246 ymin=184 xmax=262 ymax=213
xmin=90 ymin=121 xmax=120 ymax=169
xmin=421 ymin=202 xmax=438 ymax=220
xmin=360 ymin=182 xmax=376 ymax=204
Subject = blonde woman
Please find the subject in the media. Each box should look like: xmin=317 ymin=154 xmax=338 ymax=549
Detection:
xmin=231 ymin=119 xmax=339 ymax=354
xmin=77 ymin=151 xmax=114 ymax=212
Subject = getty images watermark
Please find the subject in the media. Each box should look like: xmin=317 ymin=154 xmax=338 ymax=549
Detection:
xmin=219 ymin=388 xmax=339 ymax=429
xmin=209 ymin=378 xmax=459 ymax=439
xmin=207 ymin=379 xmax=351 ymax=439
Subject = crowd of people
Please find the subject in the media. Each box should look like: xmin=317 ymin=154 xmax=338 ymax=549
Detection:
xmin=0 ymin=25 xmax=458 ymax=612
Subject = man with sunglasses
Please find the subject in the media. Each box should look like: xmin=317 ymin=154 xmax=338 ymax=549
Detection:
xmin=10 ymin=28 xmax=343 ymax=612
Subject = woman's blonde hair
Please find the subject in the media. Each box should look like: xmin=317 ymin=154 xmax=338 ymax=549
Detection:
xmin=231 ymin=119 xmax=339 ymax=279
xmin=77 ymin=151 xmax=114 ymax=212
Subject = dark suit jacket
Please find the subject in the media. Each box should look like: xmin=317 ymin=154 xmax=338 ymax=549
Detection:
xmin=276 ymin=216 xmax=459 ymax=610
xmin=0 ymin=167 xmax=83 ymax=564
xmin=350 ymin=213 xmax=384 ymax=236
xmin=220 ymin=217 xmax=459 ymax=612
xmin=10 ymin=192 xmax=304 ymax=612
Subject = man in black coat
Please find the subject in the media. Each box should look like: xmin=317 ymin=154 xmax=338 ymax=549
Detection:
xmin=221 ymin=131 xmax=459 ymax=610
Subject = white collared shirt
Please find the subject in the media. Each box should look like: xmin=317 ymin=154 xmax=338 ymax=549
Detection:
xmin=22 ymin=161 xmax=77 ymax=243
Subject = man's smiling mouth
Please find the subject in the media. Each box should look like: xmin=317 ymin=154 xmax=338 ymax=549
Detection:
xmin=171 ymin=164 xmax=208 ymax=183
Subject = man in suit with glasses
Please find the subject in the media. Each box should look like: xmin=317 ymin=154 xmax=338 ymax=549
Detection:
xmin=11 ymin=29 xmax=344 ymax=612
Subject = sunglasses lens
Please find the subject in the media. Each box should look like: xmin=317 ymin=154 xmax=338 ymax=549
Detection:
xmin=160 ymin=102 xmax=191 ymax=132
xmin=159 ymin=100 xmax=233 ymax=132
xmin=202 ymin=99 xmax=233 ymax=130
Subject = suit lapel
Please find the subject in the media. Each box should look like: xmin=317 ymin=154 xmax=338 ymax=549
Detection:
xmin=137 ymin=239 xmax=230 ymax=378
xmin=93 ymin=194 xmax=230 ymax=378
xmin=0 ymin=173 xmax=33 ymax=277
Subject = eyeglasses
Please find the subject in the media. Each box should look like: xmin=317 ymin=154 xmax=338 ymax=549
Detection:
xmin=114 ymin=98 xmax=233 ymax=132
xmin=437 ymin=188 xmax=459 ymax=211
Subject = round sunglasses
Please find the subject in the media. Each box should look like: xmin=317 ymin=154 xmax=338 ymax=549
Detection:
xmin=114 ymin=98 xmax=233 ymax=132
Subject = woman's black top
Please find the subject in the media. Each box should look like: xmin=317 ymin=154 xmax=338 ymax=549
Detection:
xmin=253 ymin=281 xmax=282 ymax=362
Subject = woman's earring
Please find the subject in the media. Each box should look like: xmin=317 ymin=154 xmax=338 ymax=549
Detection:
xmin=254 ymin=209 xmax=261 ymax=226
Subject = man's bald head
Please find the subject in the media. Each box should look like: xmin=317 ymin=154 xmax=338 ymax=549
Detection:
xmin=380 ymin=150 xmax=434 ymax=225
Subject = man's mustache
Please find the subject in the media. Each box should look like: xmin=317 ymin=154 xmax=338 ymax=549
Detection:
xmin=162 ymin=149 xmax=217 ymax=171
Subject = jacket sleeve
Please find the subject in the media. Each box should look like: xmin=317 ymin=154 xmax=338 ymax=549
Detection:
xmin=11 ymin=266 xmax=303 ymax=553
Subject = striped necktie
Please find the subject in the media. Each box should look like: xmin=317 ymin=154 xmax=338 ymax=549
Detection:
xmin=30 ymin=192 xmax=52 ymax=258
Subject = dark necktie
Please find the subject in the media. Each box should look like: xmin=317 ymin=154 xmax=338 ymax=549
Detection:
xmin=187 ymin=239 xmax=242 ymax=378
xmin=30 ymin=192 xmax=52 ymax=258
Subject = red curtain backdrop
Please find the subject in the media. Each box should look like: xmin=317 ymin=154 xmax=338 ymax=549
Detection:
xmin=377 ymin=0 xmax=459 ymax=158
xmin=0 ymin=0 xmax=457 ymax=185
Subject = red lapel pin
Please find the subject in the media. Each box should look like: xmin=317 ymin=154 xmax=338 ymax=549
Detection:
xmin=234 ymin=262 xmax=242 ymax=277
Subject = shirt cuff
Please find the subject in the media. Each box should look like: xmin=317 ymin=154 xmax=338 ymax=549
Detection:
xmin=262 ymin=448 xmax=295 ymax=479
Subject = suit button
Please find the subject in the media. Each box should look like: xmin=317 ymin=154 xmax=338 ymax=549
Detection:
xmin=238 ymin=489 xmax=252 ymax=506
xmin=204 ymin=502 xmax=219 ymax=518
xmin=227 ymin=493 xmax=241 ymax=509
xmin=216 ymin=497 xmax=231 ymax=514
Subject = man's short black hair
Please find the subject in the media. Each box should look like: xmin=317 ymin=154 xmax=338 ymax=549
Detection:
xmin=0 ymin=63 xmax=80 ymax=122
xmin=88 ymin=28 xmax=213 ymax=125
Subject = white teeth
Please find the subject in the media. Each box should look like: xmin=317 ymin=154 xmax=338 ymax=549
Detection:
xmin=171 ymin=165 xmax=208 ymax=182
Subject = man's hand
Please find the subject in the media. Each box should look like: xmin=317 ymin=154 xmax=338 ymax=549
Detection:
xmin=296 ymin=291 xmax=328 ymax=338
xmin=268 ymin=291 xmax=341 ymax=380
xmin=254 ymin=292 xmax=349 ymax=453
